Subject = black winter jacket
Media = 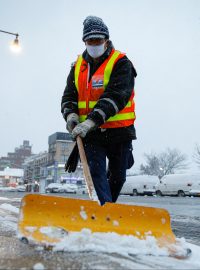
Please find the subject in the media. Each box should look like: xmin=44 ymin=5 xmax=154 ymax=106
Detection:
xmin=61 ymin=41 xmax=137 ymax=145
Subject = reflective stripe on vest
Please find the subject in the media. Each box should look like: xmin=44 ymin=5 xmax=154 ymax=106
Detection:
xmin=104 ymin=50 xmax=120 ymax=88
xmin=75 ymin=55 xmax=83 ymax=91
xmin=77 ymin=100 xmax=132 ymax=109
xmin=79 ymin=112 xmax=135 ymax=122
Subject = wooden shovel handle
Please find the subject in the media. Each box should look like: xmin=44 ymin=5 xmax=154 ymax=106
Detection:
xmin=76 ymin=136 xmax=94 ymax=199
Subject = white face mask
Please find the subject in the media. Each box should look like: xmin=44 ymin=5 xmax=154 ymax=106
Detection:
xmin=86 ymin=43 xmax=105 ymax=58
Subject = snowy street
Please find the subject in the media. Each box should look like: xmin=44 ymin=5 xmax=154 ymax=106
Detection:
xmin=0 ymin=192 xmax=200 ymax=269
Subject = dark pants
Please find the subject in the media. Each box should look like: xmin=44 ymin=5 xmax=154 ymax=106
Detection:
xmin=84 ymin=141 xmax=134 ymax=205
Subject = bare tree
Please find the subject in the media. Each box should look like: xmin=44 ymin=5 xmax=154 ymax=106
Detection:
xmin=159 ymin=148 xmax=188 ymax=175
xmin=193 ymin=144 xmax=200 ymax=167
xmin=140 ymin=153 xmax=160 ymax=176
xmin=140 ymin=148 xmax=188 ymax=178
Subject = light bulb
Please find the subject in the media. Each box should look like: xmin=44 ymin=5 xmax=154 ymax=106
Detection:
xmin=10 ymin=36 xmax=21 ymax=53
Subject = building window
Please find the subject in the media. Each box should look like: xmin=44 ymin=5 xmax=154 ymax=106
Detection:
xmin=61 ymin=155 xmax=67 ymax=163
xmin=61 ymin=143 xmax=66 ymax=151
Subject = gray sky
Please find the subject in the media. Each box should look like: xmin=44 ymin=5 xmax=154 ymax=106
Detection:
xmin=1 ymin=0 xmax=200 ymax=172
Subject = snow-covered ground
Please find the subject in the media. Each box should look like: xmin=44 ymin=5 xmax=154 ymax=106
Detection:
xmin=0 ymin=195 xmax=200 ymax=269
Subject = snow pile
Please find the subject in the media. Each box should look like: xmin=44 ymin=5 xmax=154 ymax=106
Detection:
xmin=51 ymin=230 xmax=200 ymax=268
xmin=0 ymin=203 xmax=19 ymax=232
xmin=0 ymin=197 xmax=10 ymax=201
xmin=0 ymin=203 xmax=19 ymax=214
xmin=33 ymin=263 xmax=45 ymax=270
xmin=0 ymin=196 xmax=21 ymax=202
xmin=186 ymin=243 xmax=200 ymax=267
xmin=39 ymin=226 xmax=68 ymax=238
xmin=53 ymin=228 xmax=170 ymax=256
xmin=80 ymin=206 xmax=88 ymax=220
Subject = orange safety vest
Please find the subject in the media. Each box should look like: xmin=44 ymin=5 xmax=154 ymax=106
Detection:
xmin=74 ymin=49 xmax=136 ymax=129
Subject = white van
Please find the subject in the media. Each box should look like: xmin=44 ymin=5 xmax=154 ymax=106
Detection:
xmin=120 ymin=175 xmax=159 ymax=196
xmin=189 ymin=181 xmax=200 ymax=197
xmin=155 ymin=174 xmax=200 ymax=197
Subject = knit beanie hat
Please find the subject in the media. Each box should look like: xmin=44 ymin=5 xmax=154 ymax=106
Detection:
xmin=82 ymin=16 xmax=109 ymax=41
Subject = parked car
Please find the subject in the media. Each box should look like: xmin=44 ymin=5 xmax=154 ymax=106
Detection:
xmin=120 ymin=175 xmax=159 ymax=196
xmin=0 ymin=186 xmax=17 ymax=192
xmin=17 ymin=185 xmax=26 ymax=192
xmin=45 ymin=183 xmax=65 ymax=193
xmin=76 ymin=184 xmax=88 ymax=194
xmin=155 ymin=174 xmax=200 ymax=197
xmin=63 ymin=183 xmax=78 ymax=193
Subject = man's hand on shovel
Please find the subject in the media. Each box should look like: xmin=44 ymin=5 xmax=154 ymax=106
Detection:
xmin=71 ymin=119 xmax=96 ymax=139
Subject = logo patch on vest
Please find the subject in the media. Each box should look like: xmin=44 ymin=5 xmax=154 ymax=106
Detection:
xmin=92 ymin=75 xmax=104 ymax=89
xmin=92 ymin=79 xmax=103 ymax=88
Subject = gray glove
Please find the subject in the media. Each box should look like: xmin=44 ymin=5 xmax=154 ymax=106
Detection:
xmin=72 ymin=119 xmax=96 ymax=139
xmin=66 ymin=113 xmax=79 ymax=133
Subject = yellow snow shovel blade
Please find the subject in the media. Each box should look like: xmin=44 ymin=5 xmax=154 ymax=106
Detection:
xmin=18 ymin=194 xmax=176 ymax=247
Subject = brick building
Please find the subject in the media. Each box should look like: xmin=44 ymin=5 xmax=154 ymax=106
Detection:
xmin=0 ymin=140 xmax=32 ymax=170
